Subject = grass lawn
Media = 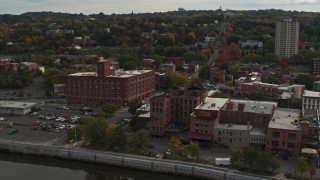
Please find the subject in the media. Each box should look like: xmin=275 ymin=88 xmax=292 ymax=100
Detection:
xmin=293 ymin=66 xmax=310 ymax=73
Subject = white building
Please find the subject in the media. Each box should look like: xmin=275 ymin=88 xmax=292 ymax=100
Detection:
xmin=275 ymin=18 xmax=299 ymax=59
xmin=0 ymin=101 xmax=37 ymax=115
xmin=214 ymin=123 xmax=252 ymax=149
xmin=302 ymin=90 xmax=320 ymax=110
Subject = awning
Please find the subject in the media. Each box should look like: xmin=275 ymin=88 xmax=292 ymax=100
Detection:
xmin=187 ymin=132 xmax=213 ymax=141
xmin=301 ymin=148 xmax=317 ymax=154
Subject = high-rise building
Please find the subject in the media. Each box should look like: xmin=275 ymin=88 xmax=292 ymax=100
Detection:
xmin=275 ymin=19 xmax=299 ymax=59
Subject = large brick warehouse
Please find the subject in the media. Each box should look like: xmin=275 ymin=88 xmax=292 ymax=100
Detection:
xmin=65 ymin=59 xmax=155 ymax=106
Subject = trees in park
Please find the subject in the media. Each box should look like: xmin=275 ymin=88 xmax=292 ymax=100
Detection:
xmin=295 ymin=156 xmax=309 ymax=178
xmin=231 ymin=148 xmax=280 ymax=174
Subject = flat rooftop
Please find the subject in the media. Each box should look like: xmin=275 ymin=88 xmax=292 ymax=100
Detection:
xmin=250 ymin=128 xmax=266 ymax=136
xmin=303 ymin=90 xmax=320 ymax=98
xmin=215 ymin=123 xmax=252 ymax=131
xmin=269 ymin=108 xmax=301 ymax=130
xmin=222 ymin=99 xmax=277 ymax=115
xmin=195 ymin=97 xmax=229 ymax=111
xmin=0 ymin=101 xmax=36 ymax=109
xmin=68 ymin=69 xmax=153 ymax=78
xmin=138 ymin=112 xmax=150 ymax=118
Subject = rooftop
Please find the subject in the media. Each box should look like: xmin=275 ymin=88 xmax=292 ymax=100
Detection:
xmin=138 ymin=112 xmax=150 ymax=118
xmin=269 ymin=108 xmax=301 ymax=130
xmin=303 ymin=90 xmax=320 ymax=98
xmin=68 ymin=69 xmax=153 ymax=78
xmin=215 ymin=123 xmax=252 ymax=131
xmin=250 ymin=128 xmax=266 ymax=136
xmin=301 ymin=109 xmax=320 ymax=128
xmin=222 ymin=99 xmax=277 ymax=114
xmin=195 ymin=97 xmax=229 ymax=111
xmin=0 ymin=101 xmax=36 ymax=109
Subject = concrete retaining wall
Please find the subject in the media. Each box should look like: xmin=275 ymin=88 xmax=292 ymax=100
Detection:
xmin=0 ymin=141 xmax=279 ymax=180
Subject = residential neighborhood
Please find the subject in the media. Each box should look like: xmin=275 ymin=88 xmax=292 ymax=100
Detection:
xmin=0 ymin=7 xmax=320 ymax=180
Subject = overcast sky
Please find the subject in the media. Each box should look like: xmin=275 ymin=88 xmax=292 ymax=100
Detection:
xmin=0 ymin=0 xmax=319 ymax=15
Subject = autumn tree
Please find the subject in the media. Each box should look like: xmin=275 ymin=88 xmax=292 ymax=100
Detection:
xmin=229 ymin=43 xmax=241 ymax=60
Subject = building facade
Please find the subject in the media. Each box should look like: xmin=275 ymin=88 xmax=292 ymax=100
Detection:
xmin=189 ymin=97 xmax=229 ymax=142
xmin=210 ymin=67 xmax=226 ymax=83
xmin=266 ymin=108 xmax=302 ymax=155
xmin=0 ymin=101 xmax=36 ymax=115
xmin=220 ymin=100 xmax=276 ymax=129
xmin=148 ymin=88 xmax=208 ymax=136
xmin=302 ymin=90 xmax=320 ymax=110
xmin=311 ymin=58 xmax=320 ymax=75
xmin=65 ymin=60 xmax=156 ymax=106
xmin=214 ymin=123 xmax=252 ymax=149
xmin=275 ymin=19 xmax=299 ymax=59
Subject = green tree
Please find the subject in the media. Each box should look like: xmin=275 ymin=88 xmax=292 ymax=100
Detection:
xmin=130 ymin=130 xmax=149 ymax=153
xmin=108 ymin=126 xmax=128 ymax=152
xmin=102 ymin=104 xmax=119 ymax=114
xmin=249 ymin=93 xmax=265 ymax=101
xmin=182 ymin=141 xmax=200 ymax=159
xmin=128 ymin=101 xmax=143 ymax=115
xmin=163 ymin=71 xmax=188 ymax=89
xmin=267 ymin=76 xmax=281 ymax=84
xmin=210 ymin=92 xmax=229 ymax=98
xmin=67 ymin=125 xmax=85 ymax=141
xmin=295 ymin=74 xmax=317 ymax=90
xmin=168 ymin=136 xmax=183 ymax=156
xmin=85 ymin=119 xmax=108 ymax=147
xmin=227 ymin=64 xmax=239 ymax=76
xmin=296 ymin=156 xmax=309 ymax=177
xmin=198 ymin=66 xmax=210 ymax=80
xmin=263 ymin=53 xmax=280 ymax=65
xmin=188 ymin=77 xmax=203 ymax=89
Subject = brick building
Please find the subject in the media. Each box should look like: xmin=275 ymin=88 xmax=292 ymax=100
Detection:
xmin=65 ymin=60 xmax=155 ymax=106
xmin=301 ymin=110 xmax=320 ymax=150
xmin=242 ymin=82 xmax=280 ymax=99
xmin=210 ymin=67 xmax=226 ymax=83
xmin=0 ymin=59 xmax=13 ymax=74
xmin=148 ymin=88 xmax=208 ymax=136
xmin=220 ymin=100 xmax=276 ymax=129
xmin=266 ymin=108 xmax=302 ymax=155
xmin=311 ymin=58 xmax=320 ymax=75
xmin=189 ymin=97 xmax=229 ymax=142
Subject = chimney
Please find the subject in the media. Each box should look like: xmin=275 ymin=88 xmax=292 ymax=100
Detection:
xmin=97 ymin=60 xmax=111 ymax=77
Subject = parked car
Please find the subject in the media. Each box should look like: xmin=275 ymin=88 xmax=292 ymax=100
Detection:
xmin=0 ymin=117 xmax=7 ymax=121
xmin=30 ymin=112 xmax=38 ymax=116
xmin=8 ymin=129 xmax=18 ymax=135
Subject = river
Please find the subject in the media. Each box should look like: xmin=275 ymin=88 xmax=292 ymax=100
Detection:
xmin=0 ymin=153 xmax=198 ymax=180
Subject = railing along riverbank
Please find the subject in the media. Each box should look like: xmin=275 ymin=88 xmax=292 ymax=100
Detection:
xmin=0 ymin=141 xmax=282 ymax=180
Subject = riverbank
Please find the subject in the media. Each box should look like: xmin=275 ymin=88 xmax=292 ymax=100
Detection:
xmin=0 ymin=140 xmax=283 ymax=180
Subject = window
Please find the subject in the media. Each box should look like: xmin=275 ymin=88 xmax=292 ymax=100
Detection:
xmin=218 ymin=131 xmax=221 ymax=135
xmin=272 ymin=131 xmax=280 ymax=138
xmin=271 ymin=141 xmax=279 ymax=148
xmin=287 ymin=143 xmax=295 ymax=149
xmin=288 ymin=133 xmax=296 ymax=139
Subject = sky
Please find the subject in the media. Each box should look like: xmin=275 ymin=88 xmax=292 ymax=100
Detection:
xmin=0 ymin=0 xmax=319 ymax=15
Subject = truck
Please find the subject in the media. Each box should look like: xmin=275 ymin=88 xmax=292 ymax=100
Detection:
xmin=215 ymin=158 xmax=231 ymax=166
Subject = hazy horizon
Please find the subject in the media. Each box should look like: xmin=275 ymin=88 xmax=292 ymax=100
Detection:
xmin=0 ymin=0 xmax=319 ymax=15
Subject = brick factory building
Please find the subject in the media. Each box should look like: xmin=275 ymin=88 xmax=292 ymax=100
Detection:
xmin=65 ymin=59 xmax=155 ymax=106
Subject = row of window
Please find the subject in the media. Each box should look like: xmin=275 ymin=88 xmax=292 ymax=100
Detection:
xmin=271 ymin=131 xmax=297 ymax=139
xmin=271 ymin=141 xmax=296 ymax=149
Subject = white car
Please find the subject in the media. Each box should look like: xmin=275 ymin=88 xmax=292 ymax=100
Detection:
xmin=30 ymin=112 xmax=39 ymax=116
xmin=0 ymin=117 xmax=7 ymax=121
